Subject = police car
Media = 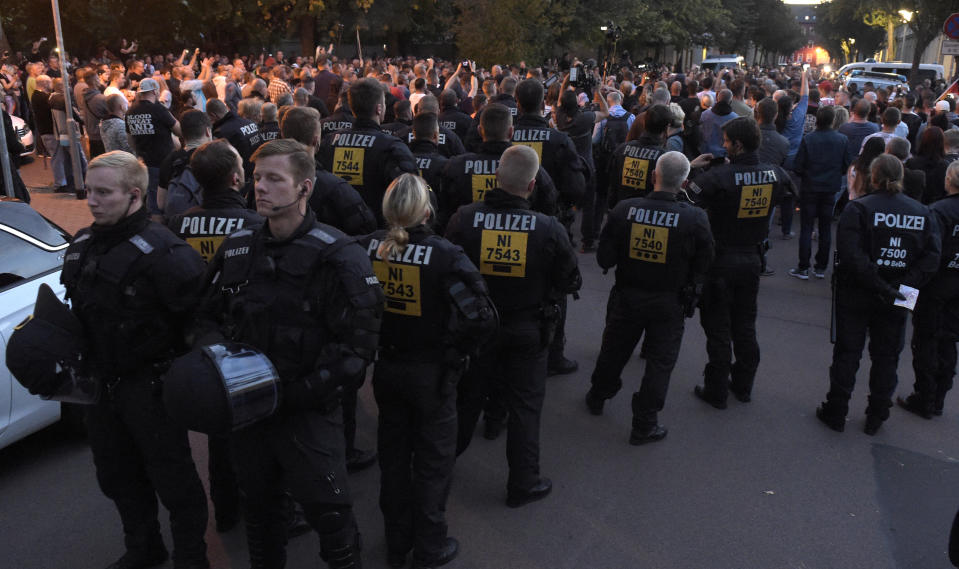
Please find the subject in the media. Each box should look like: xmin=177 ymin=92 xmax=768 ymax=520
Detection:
xmin=0 ymin=199 xmax=73 ymax=450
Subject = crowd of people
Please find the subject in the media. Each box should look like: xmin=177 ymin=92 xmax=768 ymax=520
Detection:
xmin=4 ymin=38 xmax=959 ymax=569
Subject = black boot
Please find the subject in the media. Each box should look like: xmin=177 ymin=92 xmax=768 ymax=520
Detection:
xmin=105 ymin=536 xmax=168 ymax=569
xmin=816 ymin=403 xmax=846 ymax=432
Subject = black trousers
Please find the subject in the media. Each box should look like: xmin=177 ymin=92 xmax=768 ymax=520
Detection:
xmin=825 ymin=287 xmax=908 ymax=419
xmin=699 ymin=261 xmax=761 ymax=402
xmin=85 ymin=377 xmax=208 ymax=565
xmin=590 ymin=287 xmax=685 ymax=428
xmin=373 ymin=356 xmax=456 ymax=562
xmin=910 ymin=281 xmax=959 ymax=413
xmin=231 ymin=409 xmax=356 ymax=569
xmin=207 ymin=435 xmax=239 ymax=525
xmin=457 ymin=316 xmax=548 ymax=491
xmin=580 ymin=173 xmax=605 ymax=246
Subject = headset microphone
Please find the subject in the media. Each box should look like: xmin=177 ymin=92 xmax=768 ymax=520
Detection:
xmin=270 ymin=188 xmax=307 ymax=212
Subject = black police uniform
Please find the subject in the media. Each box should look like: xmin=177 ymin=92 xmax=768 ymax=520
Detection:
xmin=689 ymin=151 xmax=793 ymax=406
xmin=446 ymin=188 xmax=581 ymax=497
xmin=820 ymin=191 xmax=940 ymax=430
xmin=512 ymin=113 xmax=587 ymax=371
xmin=195 ymin=212 xmax=384 ymax=569
xmin=310 ymin=168 xmax=378 ymax=236
xmin=409 ymin=139 xmax=449 ymax=195
xmin=395 ymin=124 xmax=467 ymax=159
xmin=437 ymin=140 xmax=559 ymax=234
xmin=906 ymin=193 xmax=959 ymax=416
xmin=167 ymin=190 xmax=264 ymax=262
xmin=380 ymin=119 xmax=412 ymax=137
xmin=321 ymin=111 xmax=355 ymax=139
xmin=587 ymin=192 xmax=714 ymax=435
xmin=167 ymin=189 xmax=263 ymax=530
xmin=357 ymin=226 xmax=495 ymax=566
xmin=212 ymin=111 xmax=263 ymax=180
xmin=318 ymin=117 xmax=418 ymax=227
xmin=607 ymin=134 xmax=667 ymax=207
xmin=439 ymin=107 xmax=472 ymax=142
xmin=512 ymin=113 xmax=586 ymax=209
xmin=61 ymin=207 xmax=210 ymax=569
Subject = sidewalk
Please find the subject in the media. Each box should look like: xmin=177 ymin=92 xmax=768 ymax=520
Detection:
xmin=18 ymin=154 xmax=92 ymax=235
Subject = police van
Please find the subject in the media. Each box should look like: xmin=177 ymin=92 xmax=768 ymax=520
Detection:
xmin=700 ymin=55 xmax=745 ymax=72
xmin=836 ymin=61 xmax=944 ymax=84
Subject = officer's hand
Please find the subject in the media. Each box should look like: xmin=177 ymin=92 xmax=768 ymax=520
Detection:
xmin=690 ymin=154 xmax=714 ymax=169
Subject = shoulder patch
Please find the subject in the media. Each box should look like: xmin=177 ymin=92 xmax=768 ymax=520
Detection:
xmin=309 ymin=227 xmax=337 ymax=244
xmin=231 ymin=228 xmax=254 ymax=238
xmin=129 ymin=234 xmax=154 ymax=254
xmin=73 ymin=232 xmax=92 ymax=244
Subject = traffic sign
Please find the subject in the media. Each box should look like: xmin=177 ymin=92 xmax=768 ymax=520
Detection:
xmin=944 ymin=40 xmax=959 ymax=56
xmin=945 ymin=13 xmax=959 ymax=40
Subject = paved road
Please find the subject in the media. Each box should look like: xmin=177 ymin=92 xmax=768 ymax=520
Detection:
xmin=4 ymin=158 xmax=959 ymax=568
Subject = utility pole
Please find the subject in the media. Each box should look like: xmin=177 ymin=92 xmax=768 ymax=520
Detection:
xmin=51 ymin=0 xmax=86 ymax=199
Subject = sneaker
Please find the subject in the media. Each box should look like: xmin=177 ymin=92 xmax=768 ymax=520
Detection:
xmin=760 ymin=268 xmax=776 ymax=277
xmin=781 ymin=232 xmax=794 ymax=240
xmin=788 ymin=268 xmax=809 ymax=280
xmin=812 ymin=267 xmax=826 ymax=279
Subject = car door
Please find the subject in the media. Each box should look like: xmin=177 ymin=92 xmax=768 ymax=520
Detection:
xmin=0 ymin=212 xmax=70 ymax=449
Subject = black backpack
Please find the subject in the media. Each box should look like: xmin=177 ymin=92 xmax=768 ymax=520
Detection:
xmin=594 ymin=114 xmax=630 ymax=169
xmin=163 ymin=154 xmax=202 ymax=218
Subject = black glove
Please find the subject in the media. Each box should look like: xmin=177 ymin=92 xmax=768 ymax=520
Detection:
xmin=682 ymin=283 xmax=703 ymax=318
xmin=877 ymin=283 xmax=906 ymax=305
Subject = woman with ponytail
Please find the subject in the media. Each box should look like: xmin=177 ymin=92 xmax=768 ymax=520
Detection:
xmin=817 ymin=152 xmax=941 ymax=436
xmin=358 ymin=173 xmax=496 ymax=569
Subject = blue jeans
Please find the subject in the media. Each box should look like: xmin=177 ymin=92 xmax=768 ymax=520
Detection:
xmin=798 ymin=191 xmax=836 ymax=270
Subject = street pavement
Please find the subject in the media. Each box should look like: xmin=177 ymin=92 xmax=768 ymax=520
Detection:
xmin=2 ymin=158 xmax=959 ymax=569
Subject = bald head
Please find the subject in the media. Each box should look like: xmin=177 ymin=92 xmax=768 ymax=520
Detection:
xmin=496 ymin=145 xmax=539 ymax=196
xmin=654 ymin=151 xmax=690 ymax=193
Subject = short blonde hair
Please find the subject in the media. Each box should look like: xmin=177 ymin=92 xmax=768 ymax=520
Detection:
xmin=88 ymin=151 xmax=148 ymax=197
xmin=496 ymin=145 xmax=539 ymax=195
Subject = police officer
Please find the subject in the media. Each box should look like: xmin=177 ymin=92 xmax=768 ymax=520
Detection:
xmin=207 ymin=98 xmax=263 ymax=182
xmin=513 ymin=78 xmax=587 ymax=376
xmin=901 ymin=161 xmax=959 ymax=418
xmin=194 ymin=139 xmax=384 ymax=568
xmin=438 ymin=89 xmax=472 ymax=142
xmin=281 ymin=105 xmax=377 ymax=236
xmin=318 ymin=77 xmax=418 ymax=226
xmin=817 ymin=154 xmax=941 ymax=434
xmin=437 ymin=103 xmax=557 ymax=233
xmin=607 ymin=104 xmax=671 ymax=207
xmin=688 ymin=117 xmax=794 ymax=409
xmin=320 ymin=90 xmax=355 ymax=138
xmin=62 ymin=151 xmax=209 ymax=569
xmin=585 ymin=152 xmax=714 ymax=443
xmin=359 ymin=174 xmax=496 ymax=569
xmin=409 ymin=112 xmax=448 ymax=197
xmin=446 ymin=145 xmax=581 ymax=508
xmin=394 ymin=95 xmax=467 ymax=159
xmin=166 ymin=139 xmax=263 ymax=532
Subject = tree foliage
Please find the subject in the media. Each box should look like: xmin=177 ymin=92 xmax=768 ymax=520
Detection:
xmin=1 ymin=0 xmax=804 ymax=64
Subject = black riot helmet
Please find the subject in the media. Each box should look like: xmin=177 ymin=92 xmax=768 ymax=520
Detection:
xmin=162 ymin=343 xmax=281 ymax=436
xmin=6 ymin=283 xmax=98 ymax=404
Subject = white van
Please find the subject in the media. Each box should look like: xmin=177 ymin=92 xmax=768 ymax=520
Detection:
xmin=701 ymin=55 xmax=745 ymax=71
xmin=836 ymin=61 xmax=944 ymax=83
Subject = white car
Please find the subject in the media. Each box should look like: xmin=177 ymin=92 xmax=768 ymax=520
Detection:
xmin=10 ymin=114 xmax=35 ymax=157
xmin=0 ymin=199 xmax=73 ymax=451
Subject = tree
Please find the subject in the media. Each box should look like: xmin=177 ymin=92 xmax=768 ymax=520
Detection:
xmin=817 ymin=0 xmax=887 ymax=65
xmin=892 ymin=0 xmax=956 ymax=83
xmin=452 ymin=0 xmax=553 ymax=66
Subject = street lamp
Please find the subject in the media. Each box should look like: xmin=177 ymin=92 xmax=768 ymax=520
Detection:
xmin=897 ymin=10 xmax=914 ymax=61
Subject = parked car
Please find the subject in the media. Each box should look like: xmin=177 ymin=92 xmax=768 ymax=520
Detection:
xmin=0 ymin=199 xmax=73 ymax=451
xmin=10 ymin=114 xmax=35 ymax=157
xmin=836 ymin=61 xmax=945 ymax=84
xmin=843 ymin=70 xmax=910 ymax=96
